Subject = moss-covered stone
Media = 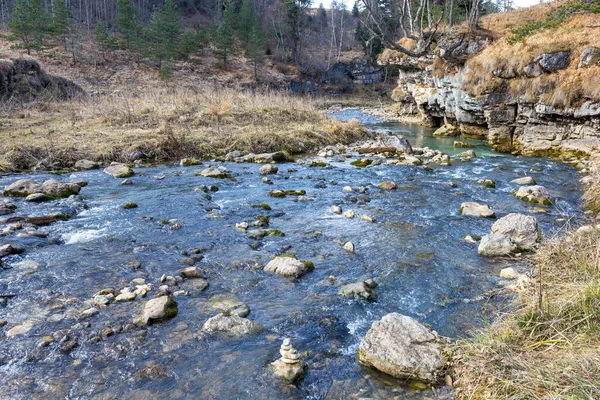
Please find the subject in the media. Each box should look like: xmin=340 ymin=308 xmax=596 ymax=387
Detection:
xmin=251 ymin=203 xmax=272 ymax=210
xmin=309 ymin=161 xmax=327 ymax=167
xmin=123 ymin=202 xmax=138 ymax=209
xmin=350 ymin=159 xmax=372 ymax=168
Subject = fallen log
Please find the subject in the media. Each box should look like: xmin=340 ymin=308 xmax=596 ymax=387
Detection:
xmin=358 ymin=147 xmax=397 ymax=154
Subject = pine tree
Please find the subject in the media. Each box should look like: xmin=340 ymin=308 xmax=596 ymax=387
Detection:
xmin=213 ymin=0 xmax=235 ymax=68
xmin=8 ymin=0 xmax=50 ymax=54
xmin=244 ymin=16 xmax=265 ymax=80
xmin=146 ymin=0 xmax=183 ymax=69
xmin=96 ymin=21 xmax=117 ymax=57
xmin=178 ymin=29 xmax=198 ymax=59
xmin=51 ymin=0 xmax=72 ymax=51
xmin=196 ymin=26 xmax=209 ymax=55
xmin=237 ymin=0 xmax=255 ymax=45
xmin=351 ymin=1 xmax=360 ymax=17
xmin=318 ymin=3 xmax=328 ymax=27
xmin=116 ymin=0 xmax=140 ymax=49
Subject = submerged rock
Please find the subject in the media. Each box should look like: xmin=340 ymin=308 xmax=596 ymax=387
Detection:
xmin=264 ymin=256 xmax=313 ymax=279
xmin=460 ymin=202 xmax=496 ymax=218
xmin=338 ymin=280 xmax=377 ymax=300
xmin=201 ymin=314 xmax=261 ymax=335
xmin=433 ymin=124 xmax=459 ymax=137
xmin=208 ymin=293 xmax=250 ymax=317
xmin=378 ymin=181 xmax=397 ymax=190
xmin=104 ymin=163 xmax=134 ymax=178
xmin=270 ymin=338 xmax=307 ymax=383
xmin=514 ymin=185 xmax=552 ymax=205
xmin=134 ymin=296 xmax=178 ymax=326
xmin=511 ymin=176 xmax=536 ymax=185
xmin=356 ymin=313 xmax=445 ymax=383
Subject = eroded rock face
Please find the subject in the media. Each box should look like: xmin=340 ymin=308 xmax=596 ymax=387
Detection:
xmin=264 ymin=256 xmax=313 ymax=279
xmin=356 ymin=313 xmax=446 ymax=383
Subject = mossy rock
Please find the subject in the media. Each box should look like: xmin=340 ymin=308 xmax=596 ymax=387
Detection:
xmin=267 ymin=229 xmax=285 ymax=237
xmin=251 ymin=203 xmax=272 ymax=211
xmin=285 ymin=190 xmax=306 ymax=196
xmin=278 ymin=253 xmax=297 ymax=259
xmin=123 ymin=202 xmax=138 ymax=209
xmin=350 ymin=159 xmax=372 ymax=168
xmin=269 ymin=190 xmax=286 ymax=198
xmin=300 ymin=260 xmax=314 ymax=271
xmin=256 ymin=215 xmax=270 ymax=225
xmin=309 ymin=161 xmax=327 ymax=167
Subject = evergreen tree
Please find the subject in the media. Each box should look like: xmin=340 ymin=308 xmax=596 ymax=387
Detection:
xmin=213 ymin=0 xmax=235 ymax=67
xmin=96 ymin=21 xmax=118 ymax=57
xmin=8 ymin=0 xmax=50 ymax=54
xmin=244 ymin=14 xmax=264 ymax=79
xmin=51 ymin=0 xmax=72 ymax=51
xmin=351 ymin=1 xmax=360 ymax=17
xmin=237 ymin=0 xmax=255 ymax=45
xmin=318 ymin=3 xmax=327 ymax=27
xmin=116 ymin=0 xmax=140 ymax=49
xmin=146 ymin=0 xmax=183 ymax=68
xmin=178 ymin=29 xmax=198 ymax=59
xmin=196 ymin=26 xmax=209 ymax=55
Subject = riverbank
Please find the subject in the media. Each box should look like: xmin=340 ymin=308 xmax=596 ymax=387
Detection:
xmin=0 ymin=86 xmax=367 ymax=172
xmin=451 ymin=154 xmax=600 ymax=399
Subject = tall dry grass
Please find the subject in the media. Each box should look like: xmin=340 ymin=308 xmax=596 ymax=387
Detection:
xmin=0 ymin=87 xmax=366 ymax=170
xmin=452 ymin=159 xmax=600 ymax=399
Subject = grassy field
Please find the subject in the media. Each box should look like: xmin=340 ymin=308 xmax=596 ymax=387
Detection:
xmin=0 ymin=86 xmax=367 ymax=171
xmin=452 ymin=156 xmax=600 ymax=399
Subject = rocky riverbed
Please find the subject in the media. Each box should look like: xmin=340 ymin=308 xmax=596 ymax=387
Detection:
xmin=0 ymin=110 xmax=584 ymax=399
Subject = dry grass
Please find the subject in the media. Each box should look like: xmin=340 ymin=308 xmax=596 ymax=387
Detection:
xmin=452 ymin=160 xmax=600 ymax=399
xmin=462 ymin=4 xmax=600 ymax=105
xmin=0 ymin=87 xmax=366 ymax=170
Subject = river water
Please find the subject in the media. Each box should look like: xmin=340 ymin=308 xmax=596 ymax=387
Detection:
xmin=0 ymin=109 xmax=583 ymax=399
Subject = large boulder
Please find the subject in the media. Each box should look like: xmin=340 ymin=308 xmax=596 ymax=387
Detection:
xmin=3 ymin=179 xmax=81 ymax=198
xmin=460 ymin=202 xmax=496 ymax=218
xmin=75 ymin=159 xmax=101 ymax=170
xmin=104 ymin=163 xmax=134 ymax=178
xmin=535 ymin=51 xmax=571 ymax=72
xmin=514 ymin=185 xmax=552 ymax=205
xmin=134 ymin=296 xmax=178 ymax=326
xmin=356 ymin=313 xmax=446 ymax=383
xmin=201 ymin=314 xmax=261 ymax=335
xmin=264 ymin=256 xmax=314 ymax=279
xmin=491 ymin=213 xmax=540 ymax=251
xmin=478 ymin=233 xmax=516 ymax=256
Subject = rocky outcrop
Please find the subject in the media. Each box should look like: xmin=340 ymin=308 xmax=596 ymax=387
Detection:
xmin=383 ymin=38 xmax=600 ymax=158
xmin=0 ymin=57 xmax=84 ymax=102
xmin=3 ymin=179 xmax=82 ymax=199
xmin=356 ymin=313 xmax=446 ymax=383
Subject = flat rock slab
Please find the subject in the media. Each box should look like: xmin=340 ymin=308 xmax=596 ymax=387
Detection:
xmin=356 ymin=313 xmax=445 ymax=383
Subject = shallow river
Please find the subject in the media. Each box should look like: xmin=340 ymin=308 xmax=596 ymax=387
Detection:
xmin=0 ymin=109 xmax=583 ymax=399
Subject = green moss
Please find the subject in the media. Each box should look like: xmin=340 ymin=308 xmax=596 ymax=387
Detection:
xmin=269 ymin=190 xmax=286 ymax=198
xmin=284 ymin=189 xmax=306 ymax=196
xmin=267 ymin=229 xmax=285 ymax=236
xmin=159 ymin=218 xmax=169 ymax=225
xmin=310 ymin=161 xmax=327 ymax=167
xmin=256 ymin=215 xmax=270 ymax=225
xmin=251 ymin=203 xmax=272 ymax=210
xmin=300 ymin=260 xmax=314 ymax=270
xmin=350 ymin=159 xmax=372 ymax=168
xmin=209 ymin=185 xmax=219 ymax=192
xmin=278 ymin=253 xmax=297 ymax=259
xmin=123 ymin=202 xmax=139 ymax=209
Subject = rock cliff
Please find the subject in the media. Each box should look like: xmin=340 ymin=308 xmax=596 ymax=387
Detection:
xmin=382 ymin=33 xmax=600 ymax=158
